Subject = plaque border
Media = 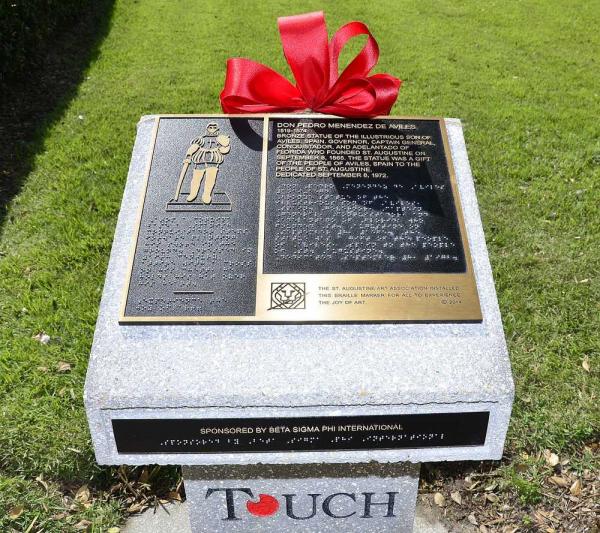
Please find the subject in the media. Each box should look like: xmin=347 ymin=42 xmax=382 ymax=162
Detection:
xmin=119 ymin=114 xmax=482 ymax=324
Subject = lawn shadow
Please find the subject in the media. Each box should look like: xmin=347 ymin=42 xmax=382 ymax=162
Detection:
xmin=0 ymin=0 xmax=116 ymax=232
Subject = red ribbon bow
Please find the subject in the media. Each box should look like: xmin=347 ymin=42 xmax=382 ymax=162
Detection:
xmin=220 ymin=11 xmax=401 ymax=117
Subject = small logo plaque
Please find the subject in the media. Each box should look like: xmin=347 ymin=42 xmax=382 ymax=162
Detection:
xmin=270 ymin=283 xmax=306 ymax=310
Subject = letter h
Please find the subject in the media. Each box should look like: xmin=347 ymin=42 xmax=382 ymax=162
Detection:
xmin=361 ymin=491 xmax=398 ymax=518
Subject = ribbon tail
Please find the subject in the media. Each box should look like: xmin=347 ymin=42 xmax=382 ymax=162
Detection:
xmin=220 ymin=58 xmax=305 ymax=113
xmin=367 ymin=74 xmax=402 ymax=115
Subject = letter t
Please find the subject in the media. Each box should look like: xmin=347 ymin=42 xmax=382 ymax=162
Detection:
xmin=205 ymin=488 xmax=254 ymax=520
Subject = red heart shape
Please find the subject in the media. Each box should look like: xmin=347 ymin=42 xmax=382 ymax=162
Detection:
xmin=246 ymin=493 xmax=279 ymax=517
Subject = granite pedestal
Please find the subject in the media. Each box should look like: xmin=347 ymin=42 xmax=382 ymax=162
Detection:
xmin=84 ymin=115 xmax=513 ymax=532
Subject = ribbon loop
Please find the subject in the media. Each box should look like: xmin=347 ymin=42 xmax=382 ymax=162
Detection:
xmin=329 ymin=21 xmax=379 ymax=84
xmin=220 ymin=11 xmax=401 ymax=117
xmin=278 ymin=12 xmax=330 ymax=108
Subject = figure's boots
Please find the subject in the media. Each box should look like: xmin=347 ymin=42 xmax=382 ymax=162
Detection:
xmin=187 ymin=168 xmax=205 ymax=202
xmin=201 ymin=166 xmax=219 ymax=204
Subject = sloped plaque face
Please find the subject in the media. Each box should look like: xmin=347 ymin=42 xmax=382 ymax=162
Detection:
xmin=120 ymin=115 xmax=481 ymax=323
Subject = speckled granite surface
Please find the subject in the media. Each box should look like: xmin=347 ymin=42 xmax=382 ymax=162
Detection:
xmin=183 ymin=463 xmax=420 ymax=532
xmin=84 ymin=116 xmax=513 ymax=466
xmin=122 ymin=483 xmax=454 ymax=533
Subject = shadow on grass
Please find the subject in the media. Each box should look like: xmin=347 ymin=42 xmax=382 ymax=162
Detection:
xmin=0 ymin=0 xmax=115 ymax=232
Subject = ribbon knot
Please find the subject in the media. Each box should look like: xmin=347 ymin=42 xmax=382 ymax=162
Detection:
xmin=220 ymin=11 xmax=401 ymax=117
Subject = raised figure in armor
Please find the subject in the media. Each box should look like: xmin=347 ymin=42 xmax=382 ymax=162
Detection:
xmin=172 ymin=122 xmax=231 ymax=204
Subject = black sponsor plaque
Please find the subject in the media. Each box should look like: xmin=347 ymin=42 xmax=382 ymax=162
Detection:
xmin=113 ymin=412 xmax=489 ymax=454
xmin=120 ymin=115 xmax=481 ymax=323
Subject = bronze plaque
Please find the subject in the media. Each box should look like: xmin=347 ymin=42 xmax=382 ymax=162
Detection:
xmin=120 ymin=114 xmax=482 ymax=323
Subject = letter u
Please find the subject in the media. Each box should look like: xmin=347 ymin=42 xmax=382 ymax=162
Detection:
xmin=283 ymin=493 xmax=321 ymax=520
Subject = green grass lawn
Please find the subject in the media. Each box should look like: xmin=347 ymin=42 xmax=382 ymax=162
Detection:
xmin=1 ymin=0 xmax=598 ymax=530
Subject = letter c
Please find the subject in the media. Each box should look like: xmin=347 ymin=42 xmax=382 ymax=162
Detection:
xmin=322 ymin=492 xmax=356 ymax=518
